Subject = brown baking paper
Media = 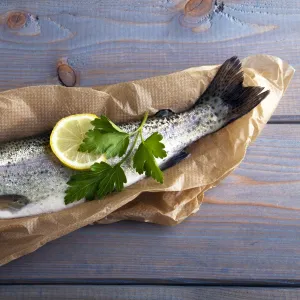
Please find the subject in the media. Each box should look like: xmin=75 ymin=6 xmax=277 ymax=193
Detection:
xmin=0 ymin=55 xmax=294 ymax=265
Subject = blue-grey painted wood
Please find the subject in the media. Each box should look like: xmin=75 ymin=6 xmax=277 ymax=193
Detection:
xmin=0 ymin=0 xmax=297 ymax=116
xmin=0 ymin=286 xmax=300 ymax=300
xmin=0 ymin=124 xmax=299 ymax=284
xmin=0 ymin=0 xmax=299 ymax=290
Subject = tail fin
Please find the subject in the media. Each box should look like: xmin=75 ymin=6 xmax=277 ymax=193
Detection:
xmin=195 ymin=56 xmax=270 ymax=122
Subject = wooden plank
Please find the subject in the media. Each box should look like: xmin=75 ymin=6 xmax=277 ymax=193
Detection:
xmin=0 ymin=1 xmax=298 ymax=116
xmin=0 ymin=124 xmax=299 ymax=284
xmin=0 ymin=286 xmax=300 ymax=300
xmin=268 ymin=115 xmax=300 ymax=124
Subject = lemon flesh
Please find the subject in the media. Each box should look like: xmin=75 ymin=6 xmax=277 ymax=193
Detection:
xmin=50 ymin=114 xmax=105 ymax=170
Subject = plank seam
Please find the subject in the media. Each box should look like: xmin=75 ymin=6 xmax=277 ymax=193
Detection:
xmin=1 ymin=280 xmax=300 ymax=287
xmin=269 ymin=115 xmax=300 ymax=124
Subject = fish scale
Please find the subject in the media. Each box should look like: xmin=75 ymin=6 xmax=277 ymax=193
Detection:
xmin=0 ymin=57 xmax=269 ymax=218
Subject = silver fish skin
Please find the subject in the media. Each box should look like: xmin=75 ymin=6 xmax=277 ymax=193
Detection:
xmin=0 ymin=135 xmax=74 ymax=217
xmin=0 ymin=57 xmax=269 ymax=218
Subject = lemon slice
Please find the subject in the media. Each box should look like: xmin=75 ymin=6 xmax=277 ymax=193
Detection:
xmin=50 ymin=114 xmax=105 ymax=170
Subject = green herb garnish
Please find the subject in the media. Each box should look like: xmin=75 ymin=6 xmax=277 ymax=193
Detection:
xmin=79 ymin=116 xmax=130 ymax=158
xmin=65 ymin=112 xmax=167 ymax=204
xmin=133 ymin=132 xmax=166 ymax=184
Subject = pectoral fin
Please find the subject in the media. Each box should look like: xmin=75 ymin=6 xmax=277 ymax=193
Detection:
xmin=0 ymin=195 xmax=29 ymax=211
xmin=161 ymin=150 xmax=190 ymax=171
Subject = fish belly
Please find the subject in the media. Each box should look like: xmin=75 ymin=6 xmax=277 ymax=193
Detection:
xmin=0 ymin=138 xmax=75 ymax=218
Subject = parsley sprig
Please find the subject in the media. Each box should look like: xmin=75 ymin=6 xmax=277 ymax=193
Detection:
xmin=65 ymin=112 xmax=167 ymax=204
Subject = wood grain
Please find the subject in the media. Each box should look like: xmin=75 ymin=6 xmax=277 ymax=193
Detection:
xmin=0 ymin=1 xmax=297 ymax=116
xmin=0 ymin=124 xmax=299 ymax=284
xmin=0 ymin=286 xmax=300 ymax=300
xmin=0 ymin=0 xmax=299 ymax=291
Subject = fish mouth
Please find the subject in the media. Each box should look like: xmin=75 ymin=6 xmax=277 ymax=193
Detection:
xmin=0 ymin=195 xmax=29 ymax=211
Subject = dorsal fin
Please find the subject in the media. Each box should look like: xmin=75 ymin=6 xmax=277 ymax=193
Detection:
xmin=155 ymin=109 xmax=175 ymax=118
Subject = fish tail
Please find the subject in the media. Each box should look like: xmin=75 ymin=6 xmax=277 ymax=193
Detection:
xmin=195 ymin=56 xmax=270 ymax=123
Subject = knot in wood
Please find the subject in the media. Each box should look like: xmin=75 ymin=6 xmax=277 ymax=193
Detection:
xmin=184 ymin=0 xmax=214 ymax=17
xmin=57 ymin=64 xmax=76 ymax=87
xmin=7 ymin=12 xmax=27 ymax=29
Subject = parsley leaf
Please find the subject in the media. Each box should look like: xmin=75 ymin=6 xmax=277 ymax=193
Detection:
xmin=65 ymin=162 xmax=127 ymax=204
xmin=79 ymin=115 xmax=130 ymax=158
xmin=79 ymin=130 xmax=129 ymax=158
xmin=133 ymin=132 xmax=167 ymax=183
xmin=92 ymin=115 xmax=125 ymax=133
xmin=91 ymin=162 xmax=127 ymax=198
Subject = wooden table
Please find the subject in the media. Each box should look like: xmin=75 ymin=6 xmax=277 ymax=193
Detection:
xmin=0 ymin=1 xmax=299 ymax=299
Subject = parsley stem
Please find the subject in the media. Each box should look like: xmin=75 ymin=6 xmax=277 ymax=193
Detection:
xmin=139 ymin=111 xmax=149 ymax=130
xmin=118 ymin=129 xmax=140 ymax=165
xmin=118 ymin=112 xmax=148 ymax=165
xmin=129 ymin=112 xmax=149 ymax=136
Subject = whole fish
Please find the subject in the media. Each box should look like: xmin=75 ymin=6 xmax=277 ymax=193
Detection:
xmin=0 ymin=57 xmax=269 ymax=218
